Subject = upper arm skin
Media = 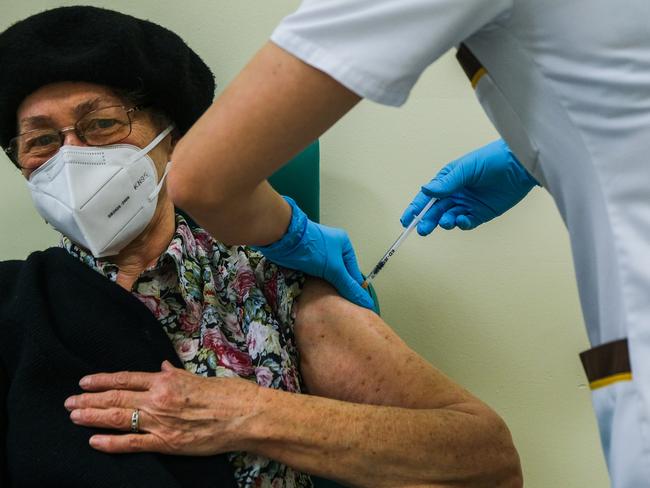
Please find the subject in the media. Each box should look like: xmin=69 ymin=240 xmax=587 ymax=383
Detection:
xmin=294 ymin=278 xmax=491 ymax=414
xmin=290 ymin=279 xmax=522 ymax=487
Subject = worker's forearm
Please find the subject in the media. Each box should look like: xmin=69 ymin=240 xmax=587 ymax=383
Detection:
xmin=240 ymin=388 xmax=521 ymax=488
xmin=168 ymin=41 xmax=360 ymax=245
xmin=174 ymin=180 xmax=291 ymax=246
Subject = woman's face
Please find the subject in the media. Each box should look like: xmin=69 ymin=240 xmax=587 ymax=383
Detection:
xmin=15 ymin=81 xmax=173 ymax=179
xmin=15 ymin=81 xmax=176 ymax=256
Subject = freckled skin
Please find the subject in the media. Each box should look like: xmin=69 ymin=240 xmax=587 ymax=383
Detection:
xmin=252 ymin=278 xmax=522 ymax=487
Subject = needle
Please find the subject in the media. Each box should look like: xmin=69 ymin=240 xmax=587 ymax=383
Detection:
xmin=361 ymin=198 xmax=435 ymax=288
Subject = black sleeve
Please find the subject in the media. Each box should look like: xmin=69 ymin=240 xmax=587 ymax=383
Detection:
xmin=1 ymin=360 xmax=8 ymax=486
xmin=0 ymin=262 xmax=17 ymax=486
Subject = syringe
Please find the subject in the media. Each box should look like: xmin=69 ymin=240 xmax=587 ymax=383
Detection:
xmin=361 ymin=198 xmax=435 ymax=289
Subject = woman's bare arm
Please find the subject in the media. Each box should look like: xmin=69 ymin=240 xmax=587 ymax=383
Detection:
xmin=242 ymin=279 xmax=522 ymax=487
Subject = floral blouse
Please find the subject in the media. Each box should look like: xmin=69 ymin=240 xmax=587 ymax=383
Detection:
xmin=62 ymin=213 xmax=313 ymax=488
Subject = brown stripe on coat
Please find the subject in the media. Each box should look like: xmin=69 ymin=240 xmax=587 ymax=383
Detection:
xmin=580 ymin=338 xmax=631 ymax=383
xmin=456 ymin=43 xmax=484 ymax=83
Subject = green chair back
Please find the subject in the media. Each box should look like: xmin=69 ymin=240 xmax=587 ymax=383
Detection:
xmin=268 ymin=142 xmax=320 ymax=222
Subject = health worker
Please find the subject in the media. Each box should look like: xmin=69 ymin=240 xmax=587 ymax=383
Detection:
xmin=168 ymin=2 xmax=650 ymax=485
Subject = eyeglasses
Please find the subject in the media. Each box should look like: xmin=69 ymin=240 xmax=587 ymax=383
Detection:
xmin=5 ymin=105 xmax=145 ymax=170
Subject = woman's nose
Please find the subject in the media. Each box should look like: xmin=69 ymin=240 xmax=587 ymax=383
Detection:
xmin=60 ymin=127 xmax=87 ymax=147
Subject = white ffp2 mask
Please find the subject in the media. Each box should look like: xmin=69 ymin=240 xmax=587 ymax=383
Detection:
xmin=27 ymin=125 xmax=174 ymax=257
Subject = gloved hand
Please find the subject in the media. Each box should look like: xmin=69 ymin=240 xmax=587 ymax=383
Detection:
xmin=401 ymin=139 xmax=539 ymax=234
xmin=253 ymin=196 xmax=375 ymax=310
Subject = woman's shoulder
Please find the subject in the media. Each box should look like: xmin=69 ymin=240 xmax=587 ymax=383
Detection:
xmin=0 ymin=256 xmax=24 ymax=277
xmin=0 ymin=247 xmax=84 ymax=317
xmin=0 ymin=257 xmax=23 ymax=316
xmin=0 ymin=247 xmax=74 ymax=273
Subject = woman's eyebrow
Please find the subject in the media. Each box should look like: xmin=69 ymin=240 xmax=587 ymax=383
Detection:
xmin=18 ymin=97 xmax=116 ymax=133
xmin=72 ymin=97 xmax=107 ymax=118
xmin=19 ymin=114 xmax=54 ymax=131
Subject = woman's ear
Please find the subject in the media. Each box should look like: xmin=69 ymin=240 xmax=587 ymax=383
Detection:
xmin=170 ymin=128 xmax=181 ymax=149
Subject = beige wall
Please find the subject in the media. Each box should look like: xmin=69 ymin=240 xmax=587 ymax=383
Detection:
xmin=1 ymin=1 xmax=609 ymax=486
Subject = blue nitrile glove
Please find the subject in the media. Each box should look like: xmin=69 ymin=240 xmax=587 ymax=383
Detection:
xmin=401 ymin=139 xmax=539 ymax=234
xmin=253 ymin=197 xmax=374 ymax=310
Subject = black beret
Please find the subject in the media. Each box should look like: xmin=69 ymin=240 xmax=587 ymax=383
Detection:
xmin=0 ymin=6 xmax=215 ymax=147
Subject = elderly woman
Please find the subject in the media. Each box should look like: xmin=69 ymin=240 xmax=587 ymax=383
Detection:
xmin=0 ymin=6 xmax=521 ymax=488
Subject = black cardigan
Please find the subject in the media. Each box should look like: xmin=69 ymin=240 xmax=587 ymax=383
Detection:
xmin=0 ymin=247 xmax=236 ymax=487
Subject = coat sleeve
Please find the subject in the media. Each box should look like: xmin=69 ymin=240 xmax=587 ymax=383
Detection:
xmin=271 ymin=0 xmax=512 ymax=106
xmin=0 ymin=357 xmax=8 ymax=486
xmin=0 ymin=261 xmax=20 ymax=485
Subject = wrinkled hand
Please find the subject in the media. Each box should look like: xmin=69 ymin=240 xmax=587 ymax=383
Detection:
xmin=401 ymin=140 xmax=538 ymax=235
xmin=64 ymin=361 xmax=259 ymax=455
xmin=254 ymin=196 xmax=374 ymax=310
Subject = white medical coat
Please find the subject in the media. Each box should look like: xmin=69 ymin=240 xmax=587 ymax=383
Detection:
xmin=272 ymin=1 xmax=650 ymax=486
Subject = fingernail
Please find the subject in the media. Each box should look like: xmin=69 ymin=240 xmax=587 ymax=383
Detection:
xmin=70 ymin=410 xmax=80 ymax=421
xmin=64 ymin=397 xmax=75 ymax=409
xmin=89 ymin=436 xmax=103 ymax=448
xmin=79 ymin=376 xmax=90 ymax=387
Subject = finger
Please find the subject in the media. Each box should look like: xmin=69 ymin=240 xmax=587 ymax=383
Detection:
xmin=65 ymin=389 xmax=145 ymax=411
xmin=330 ymin=265 xmax=374 ymax=310
xmin=161 ymin=360 xmax=180 ymax=373
xmin=456 ymin=214 xmax=481 ymax=230
xmin=70 ymin=407 xmax=145 ymax=432
xmin=159 ymin=360 xmax=194 ymax=378
xmin=341 ymin=239 xmax=365 ymax=285
xmin=349 ymin=283 xmax=375 ymax=310
xmin=400 ymin=192 xmax=431 ymax=227
xmin=416 ymin=198 xmax=456 ymax=236
xmin=421 ymin=163 xmax=466 ymax=198
xmin=333 ymin=233 xmax=374 ymax=309
xmin=341 ymin=265 xmax=376 ymax=310
xmin=89 ymin=433 xmax=164 ymax=454
xmin=438 ymin=207 xmax=471 ymax=230
xmin=417 ymin=219 xmax=436 ymax=236
xmin=343 ymin=279 xmax=375 ymax=310
xmin=79 ymin=371 xmax=156 ymax=392
xmin=400 ymin=206 xmax=416 ymax=227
